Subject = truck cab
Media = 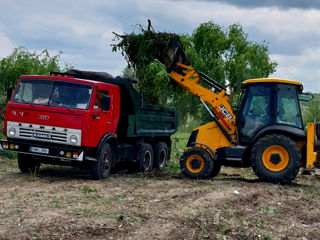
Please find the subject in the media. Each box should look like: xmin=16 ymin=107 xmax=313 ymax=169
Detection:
xmin=1 ymin=71 xmax=177 ymax=179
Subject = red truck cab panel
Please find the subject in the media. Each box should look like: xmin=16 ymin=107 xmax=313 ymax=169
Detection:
xmin=84 ymin=84 xmax=120 ymax=147
xmin=4 ymin=75 xmax=120 ymax=148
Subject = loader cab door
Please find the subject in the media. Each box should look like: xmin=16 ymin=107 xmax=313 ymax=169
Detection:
xmin=238 ymin=84 xmax=273 ymax=144
xmin=276 ymin=84 xmax=303 ymax=129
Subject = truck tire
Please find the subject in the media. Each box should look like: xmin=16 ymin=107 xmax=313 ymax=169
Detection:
xmin=137 ymin=143 xmax=154 ymax=172
xmin=154 ymin=142 xmax=168 ymax=171
xmin=90 ymin=143 xmax=112 ymax=180
xmin=180 ymin=147 xmax=213 ymax=179
xmin=251 ymin=134 xmax=301 ymax=184
xmin=18 ymin=153 xmax=41 ymax=173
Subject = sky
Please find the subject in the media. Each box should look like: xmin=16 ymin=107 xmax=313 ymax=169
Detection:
xmin=0 ymin=0 xmax=320 ymax=92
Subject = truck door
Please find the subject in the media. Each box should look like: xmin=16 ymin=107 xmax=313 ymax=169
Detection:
xmin=88 ymin=88 xmax=114 ymax=147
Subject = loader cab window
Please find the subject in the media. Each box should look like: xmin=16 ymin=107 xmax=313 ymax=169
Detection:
xmin=276 ymin=84 xmax=302 ymax=129
xmin=238 ymin=84 xmax=272 ymax=142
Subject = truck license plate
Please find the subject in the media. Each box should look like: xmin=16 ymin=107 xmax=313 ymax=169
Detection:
xmin=29 ymin=147 xmax=49 ymax=154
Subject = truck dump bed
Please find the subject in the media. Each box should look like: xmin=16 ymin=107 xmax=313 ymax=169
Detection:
xmin=54 ymin=70 xmax=178 ymax=138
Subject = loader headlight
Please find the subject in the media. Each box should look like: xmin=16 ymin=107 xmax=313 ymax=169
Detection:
xmin=8 ymin=127 xmax=16 ymax=136
xmin=70 ymin=135 xmax=78 ymax=144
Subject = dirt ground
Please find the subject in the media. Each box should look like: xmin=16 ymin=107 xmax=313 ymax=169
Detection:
xmin=0 ymin=157 xmax=319 ymax=240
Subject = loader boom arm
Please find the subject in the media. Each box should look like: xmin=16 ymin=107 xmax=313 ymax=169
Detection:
xmin=170 ymin=63 xmax=237 ymax=143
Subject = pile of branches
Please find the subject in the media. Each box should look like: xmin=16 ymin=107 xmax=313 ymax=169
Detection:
xmin=112 ymin=20 xmax=188 ymax=105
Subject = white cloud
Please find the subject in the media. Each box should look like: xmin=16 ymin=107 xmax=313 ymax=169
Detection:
xmin=1 ymin=0 xmax=320 ymax=92
xmin=0 ymin=33 xmax=15 ymax=58
xmin=131 ymin=0 xmax=320 ymax=48
xmin=270 ymin=47 xmax=320 ymax=92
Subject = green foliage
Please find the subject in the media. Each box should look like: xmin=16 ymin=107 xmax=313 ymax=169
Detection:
xmin=114 ymin=21 xmax=276 ymax=123
xmin=113 ymin=27 xmax=185 ymax=105
xmin=0 ymin=47 xmax=71 ymax=154
xmin=186 ymin=22 xmax=277 ymax=86
xmin=139 ymin=60 xmax=184 ymax=105
xmin=302 ymin=95 xmax=320 ymax=125
xmin=0 ymin=47 xmax=70 ymax=92
xmin=82 ymin=186 xmax=98 ymax=194
xmin=183 ymin=22 xmax=277 ymax=122
xmin=167 ymin=130 xmax=192 ymax=176
xmin=121 ymin=66 xmax=135 ymax=79
xmin=258 ymin=205 xmax=277 ymax=214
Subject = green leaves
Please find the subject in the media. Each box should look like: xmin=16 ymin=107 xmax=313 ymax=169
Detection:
xmin=0 ymin=47 xmax=69 ymax=92
xmin=113 ymin=21 xmax=277 ymax=122
xmin=187 ymin=22 xmax=277 ymax=87
xmin=183 ymin=21 xmax=277 ymax=123
xmin=112 ymin=28 xmax=184 ymax=105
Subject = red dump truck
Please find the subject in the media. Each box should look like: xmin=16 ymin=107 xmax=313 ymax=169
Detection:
xmin=0 ymin=70 xmax=177 ymax=179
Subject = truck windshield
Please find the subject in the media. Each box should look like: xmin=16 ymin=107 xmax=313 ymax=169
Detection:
xmin=13 ymin=79 xmax=93 ymax=110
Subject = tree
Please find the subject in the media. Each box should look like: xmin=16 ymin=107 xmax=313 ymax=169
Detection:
xmin=0 ymin=47 xmax=71 ymax=134
xmin=0 ymin=47 xmax=69 ymax=93
xmin=114 ymin=21 xmax=277 ymax=123
xmin=181 ymin=21 xmax=277 ymax=123
xmin=186 ymin=22 xmax=277 ymax=87
xmin=302 ymin=95 xmax=320 ymax=125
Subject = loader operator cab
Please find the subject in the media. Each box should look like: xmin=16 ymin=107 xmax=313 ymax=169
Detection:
xmin=237 ymin=79 xmax=304 ymax=145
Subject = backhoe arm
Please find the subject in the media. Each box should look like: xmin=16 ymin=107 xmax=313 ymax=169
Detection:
xmin=170 ymin=63 xmax=236 ymax=143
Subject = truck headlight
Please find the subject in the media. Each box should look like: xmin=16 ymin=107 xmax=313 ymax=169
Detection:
xmin=70 ymin=135 xmax=78 ymax=144
xmin=8 ymin=127 xmax=16 ymax=136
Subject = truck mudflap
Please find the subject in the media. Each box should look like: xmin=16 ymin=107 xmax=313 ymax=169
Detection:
xmin=0 ymin=139 xmax=86 ymax=161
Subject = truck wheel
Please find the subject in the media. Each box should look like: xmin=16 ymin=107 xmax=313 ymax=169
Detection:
xmin=90 ymin=143 xmax=112 ymax=180
xmin=180 ymin=147 xmax=213 ymax=179
xmin=137 ymin=143 xmax=154 ymax=172
xmin=154 ymin=142 xmax=168 ymax=171
xmin=18 ymin=153 xmax=41 ymax=173
xmin=251 ymin=134 xmax=301 ymax=184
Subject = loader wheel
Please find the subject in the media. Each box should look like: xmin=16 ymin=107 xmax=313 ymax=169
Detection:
xmin=18 ymin=153 xmax=41 ymax=173
xmin=154 ymin=142 xmax=168 ymax=171
xmin=251 ymin=134 xmax=301 ymax=184
xmin=137 ymin=143 xmax=154 ymax=172
xmin=90 ymin=143 xmax=112 ymax=180
xmin=210 ymin=162 xmax=222 ymax=177
xmin=180 ymin=147 xmax=213 ymax=179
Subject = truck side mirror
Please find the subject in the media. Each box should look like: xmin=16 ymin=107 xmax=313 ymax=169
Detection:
xmin=7 ymin=86 xmax=13 ymax=101
xmin=101 ymin=95 xmax=110 ymax=111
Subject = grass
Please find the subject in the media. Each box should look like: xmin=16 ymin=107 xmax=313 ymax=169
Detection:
xmin=82 ymin=186 xmax=98 ymax=194
xmin=166 ymin=130 xmax=190 ymax=176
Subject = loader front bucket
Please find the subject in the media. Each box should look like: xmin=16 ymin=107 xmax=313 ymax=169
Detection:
xmin=158 ymin=38 xmax=190 ymax=71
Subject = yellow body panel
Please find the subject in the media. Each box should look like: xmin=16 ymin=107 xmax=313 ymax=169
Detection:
xmin=243 ymin=78 xmax=302 ymax=86
xmin=188 ymin=121 xmax=235 ymax=155
xmin=262 ymin=145 xmax=289 ymax=171
xmin=306 ymin=123 xmax=317 ymax=168
xmin=170 ymin=63 xmax=237 ymax=137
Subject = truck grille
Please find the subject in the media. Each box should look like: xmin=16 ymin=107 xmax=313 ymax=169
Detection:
xmin=7 ymin=121 xmax=82 ymax=146
xmin=19 ymin=128 xmax=68 ymax=143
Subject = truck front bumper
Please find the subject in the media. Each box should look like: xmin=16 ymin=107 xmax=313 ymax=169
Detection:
xmin=0 ymin=139 xmax=85 ymax=161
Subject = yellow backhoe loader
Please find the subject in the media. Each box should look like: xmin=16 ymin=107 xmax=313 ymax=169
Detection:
xmin=163 ymin=42 xmax=318 ymax=183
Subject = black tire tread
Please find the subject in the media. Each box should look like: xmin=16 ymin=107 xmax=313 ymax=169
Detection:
xmin=180 ymin=147 xmax=213 ymax=179
xmin=18 ymin=153 xmax=41 ymax=173
xmin=137 ymin=143 xmax=154 ymax=172
xmin=210 ymin=162 xmax=221 ymax=177
xmin=154 ymin=142 xmax=168 ymax=171
xmin=90 ymin=143 xmax=112 ymax=180
xmin=251 ymin=134 xmax=301 ymax=184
